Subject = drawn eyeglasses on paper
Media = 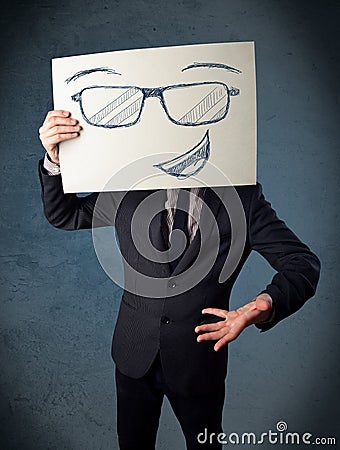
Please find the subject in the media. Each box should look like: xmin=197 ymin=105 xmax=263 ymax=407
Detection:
xmin=71 ymin=82 xmax=240 ymax=128
xmin=67 ymin=62 xmax=242 ymax=179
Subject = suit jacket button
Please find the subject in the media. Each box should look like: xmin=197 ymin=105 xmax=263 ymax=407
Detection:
xmin=161 ymin=316 xmax=171 ymax=324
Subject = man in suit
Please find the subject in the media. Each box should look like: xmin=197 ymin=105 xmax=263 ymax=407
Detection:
xmin=38 ymin=110 xmax=320 ymax=450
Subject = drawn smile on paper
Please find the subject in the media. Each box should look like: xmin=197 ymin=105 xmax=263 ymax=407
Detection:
xmin=153 ymin=130 xmax=210 ymax=179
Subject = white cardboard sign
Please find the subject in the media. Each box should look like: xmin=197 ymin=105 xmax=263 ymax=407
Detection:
xmin=52 ymin=42 xmax=256 ymax=193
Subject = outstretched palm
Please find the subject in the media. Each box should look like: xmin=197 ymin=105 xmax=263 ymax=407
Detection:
xmin=195 ymin=294 xmax=273 ymax=351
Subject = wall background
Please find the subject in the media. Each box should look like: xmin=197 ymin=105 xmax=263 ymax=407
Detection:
xmin=0 ymin=0 xmax=339 ymax=449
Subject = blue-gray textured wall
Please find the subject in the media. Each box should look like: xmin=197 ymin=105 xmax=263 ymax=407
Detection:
xmin=1 ymin=1 xmax=339 ymax=449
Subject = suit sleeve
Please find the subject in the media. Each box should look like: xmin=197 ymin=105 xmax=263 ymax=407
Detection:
xmin=38 ymin=158 xmax=116 ymax=230
xmin=248 ymin=183 xmax=321 ymax=332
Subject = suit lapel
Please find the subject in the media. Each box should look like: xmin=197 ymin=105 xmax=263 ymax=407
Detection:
xmin=147 ymin=189 xmax=169 ymax=252
xmin=171 ymin=187 xmax=223 ymax=276
xmin=139 ymin=187 xmax=224 ymax=276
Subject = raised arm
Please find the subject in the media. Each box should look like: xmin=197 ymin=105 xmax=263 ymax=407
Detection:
xmin=38 ymin=110 xmax=114 ymax=230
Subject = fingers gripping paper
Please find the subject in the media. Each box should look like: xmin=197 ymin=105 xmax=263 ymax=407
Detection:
xmin=52 ymin=42 xmax=256 ymax=193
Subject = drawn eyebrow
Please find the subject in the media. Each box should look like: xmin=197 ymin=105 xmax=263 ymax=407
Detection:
xmin=65 ymin=67 xmax=122 ymax=84
xmin=181 ymin=62 xmax=242 ymax=74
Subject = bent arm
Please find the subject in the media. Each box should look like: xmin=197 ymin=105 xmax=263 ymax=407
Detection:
xmin=249 ymin=183 xmax=321 ymax=331
xmin=38 ymin=109 xmax=120 ymax=230
xmin=38 ymin=158 xmax=111 ymax=230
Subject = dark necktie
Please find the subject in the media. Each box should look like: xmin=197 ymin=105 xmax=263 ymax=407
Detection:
xmin=169 ymin=188 xmax=190 ymax=271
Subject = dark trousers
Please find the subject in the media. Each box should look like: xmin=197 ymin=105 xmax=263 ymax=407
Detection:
xmin=115 ymin=351 xmax=225 ymax=450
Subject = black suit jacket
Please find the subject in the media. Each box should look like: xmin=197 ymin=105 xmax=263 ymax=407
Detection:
xmin=38 ymin=160 xmax=320 ymax=396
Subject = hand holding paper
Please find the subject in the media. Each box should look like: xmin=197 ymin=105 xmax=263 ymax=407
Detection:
xmin=39 ymin=110 xmax=81 ymax=164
